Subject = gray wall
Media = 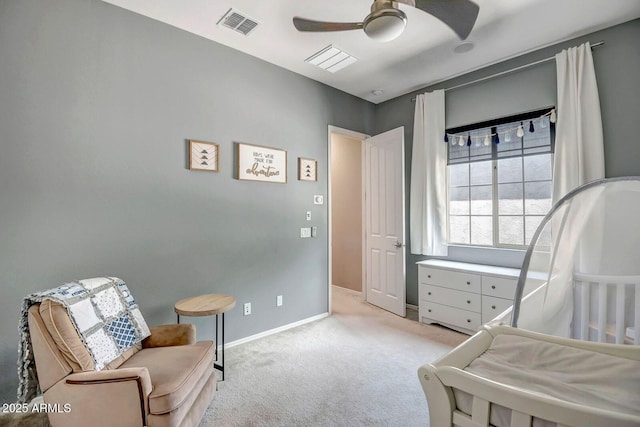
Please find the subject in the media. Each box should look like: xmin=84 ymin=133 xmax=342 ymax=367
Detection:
xmin=0 ymin=0 xmax=374 ymax=402
xmin=374 ymin=19 xmax=640 ymax=306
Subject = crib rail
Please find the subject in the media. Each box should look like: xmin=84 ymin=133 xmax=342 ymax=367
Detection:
xmin=436 ymin=366 xmax=640 ymax=427
xmin=574 ymin=273 xmax=639 ymax=345
xmin=419 ymin=326 xmax=640 ymax=427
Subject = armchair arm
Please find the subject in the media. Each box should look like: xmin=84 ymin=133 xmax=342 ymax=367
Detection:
xmin=44 ymin=367 xmax=152 ymax=427
xmin=142 ymin=323 xmax=196 ymax=348
xmin=65 ymin=367 xmax=152 ymax=394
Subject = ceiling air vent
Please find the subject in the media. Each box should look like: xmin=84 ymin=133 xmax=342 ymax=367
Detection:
xmin=305 ymin=45 xmax=357 ymax=73
xmin=218 ymin=8 xmax=259 ymax=36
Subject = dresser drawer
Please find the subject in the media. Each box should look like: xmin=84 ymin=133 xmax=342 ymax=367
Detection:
xmin=419 ymin=266 xmax=481 ymax=294
xmin=481 ymin=295 xmax=514 ymax=323
xmin=420 ymin=284 xmax=480 ymax=313
xmin=422 ymin=301 xmax=481 ymax=331
xmin=481 ymin=276 xmax=517 ymax=299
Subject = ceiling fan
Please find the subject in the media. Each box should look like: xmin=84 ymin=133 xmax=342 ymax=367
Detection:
xmin=293 ymin=0 xmax=479 ymax=42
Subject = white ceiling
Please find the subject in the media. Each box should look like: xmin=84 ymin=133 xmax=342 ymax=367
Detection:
xmin=102 ymin=0 xmax=640 ymax=104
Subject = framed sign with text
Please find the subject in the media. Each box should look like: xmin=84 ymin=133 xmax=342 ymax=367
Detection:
xmin=237 ymin=143 xmax=287 ymax=183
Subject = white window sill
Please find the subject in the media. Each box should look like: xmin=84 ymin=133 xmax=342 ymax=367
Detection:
xmin=446 ymin=244 xmax=526 ymax=253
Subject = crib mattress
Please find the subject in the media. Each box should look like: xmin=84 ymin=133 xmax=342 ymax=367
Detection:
xmin=452 ymin=334 xmax=640 ymax=427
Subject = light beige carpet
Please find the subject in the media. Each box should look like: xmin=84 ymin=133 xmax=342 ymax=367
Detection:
xmin=199 ymin=286 xmax=467 ymax=426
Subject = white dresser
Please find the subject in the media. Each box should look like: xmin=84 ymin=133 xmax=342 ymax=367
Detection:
xmin=417 ymin=260 xmax=522 ymax=335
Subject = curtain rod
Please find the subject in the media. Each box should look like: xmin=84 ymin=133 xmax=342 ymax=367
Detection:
xmin=411 ymin=41 xmax=604 ymax=101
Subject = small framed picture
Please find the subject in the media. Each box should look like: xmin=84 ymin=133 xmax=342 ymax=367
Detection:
xmin=189 ymin=140 xmax=219 ymax=172
xmin=298 ymin=158 xmax=317 ymax=182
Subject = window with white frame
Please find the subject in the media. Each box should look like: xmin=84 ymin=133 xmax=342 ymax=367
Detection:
xmin=446 ymin=108 xmax=555 ymax=249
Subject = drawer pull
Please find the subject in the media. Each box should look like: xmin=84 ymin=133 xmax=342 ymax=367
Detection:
xmin=491 ymin=285 xmax=496 ymax=289
xmin=428 ymin=309 xmax=432 ymax=313
xmin=466 ymin=281 xmax=471 ymax=285
xmin=466 ymin=319 xmax=471 ymax=323
xmin=492 ymin=305 xmax=496 ymax=310
xmin=466 ymin=300 xmax=471 ymax=304
xmin=427 ymin=292 xmax=432 ymax=296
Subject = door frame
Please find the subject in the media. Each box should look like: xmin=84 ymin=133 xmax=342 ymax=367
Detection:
xmin=327 ymin=125 xmax=369 ymax=314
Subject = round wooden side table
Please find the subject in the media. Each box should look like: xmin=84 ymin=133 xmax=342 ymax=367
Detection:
xmin=175 ymin=294 xmax=236 ymax=380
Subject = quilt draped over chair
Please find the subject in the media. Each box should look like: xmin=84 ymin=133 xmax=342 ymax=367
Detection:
xmin=18 ymin=277 xmax=150 ymax=403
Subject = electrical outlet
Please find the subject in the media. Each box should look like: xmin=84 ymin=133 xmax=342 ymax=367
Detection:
xmin=306 ymin=211 xmax=311 ymax=221
xmin=276 ymin=295 xmax=283 ymax=307
xmin=243 ymin=302 xmax=251 ymax=316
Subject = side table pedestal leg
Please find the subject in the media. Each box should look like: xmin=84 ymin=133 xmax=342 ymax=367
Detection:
xmin=213 ymin=313 xmax=225 ymax=380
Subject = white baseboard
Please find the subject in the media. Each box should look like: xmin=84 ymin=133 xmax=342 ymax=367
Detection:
xmin=225 ymin=313 xmax=329 ymax=349
xmin=406 ymin=303 xmax=418 ymax=311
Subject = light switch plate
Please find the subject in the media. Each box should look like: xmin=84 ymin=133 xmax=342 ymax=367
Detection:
xmin=300 ymin=227 xmax=311 ymax=238
xmin=311 ymin=226 xmax=317 ymax=237
xmin=313 ymin=195 xmax=324 ymax=205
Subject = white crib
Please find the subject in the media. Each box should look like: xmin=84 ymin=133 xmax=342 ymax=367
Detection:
xmin=417 ymin=274 xmax=640 ymax=427
xmin=418 ymin=325 xmax=640 ymax=427
xmin=417 ymin=178 xmax=640 ymax=427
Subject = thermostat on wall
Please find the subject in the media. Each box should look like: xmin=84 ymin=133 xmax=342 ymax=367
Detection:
xmin=313 ymin=195 xmax=324 ymax=205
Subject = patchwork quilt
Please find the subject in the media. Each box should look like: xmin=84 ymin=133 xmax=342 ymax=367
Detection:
xmin=17 ymin=277 xmax=151 ymax=403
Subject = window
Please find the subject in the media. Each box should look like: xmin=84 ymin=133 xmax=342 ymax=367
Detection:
xmin=447 ymin=108 xmax=555 ymax=249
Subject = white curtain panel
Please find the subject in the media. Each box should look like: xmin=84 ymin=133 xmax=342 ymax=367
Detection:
xmin=410 ymin=90 xmax=447 ymax=256
xmin=553 ymin=42 xmax=605 ymax=203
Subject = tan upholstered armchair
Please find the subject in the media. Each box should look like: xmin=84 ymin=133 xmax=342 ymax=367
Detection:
xmin=27 ymin=300 xmax=216 ymax=427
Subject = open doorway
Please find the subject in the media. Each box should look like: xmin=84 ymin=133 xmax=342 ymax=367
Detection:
xmin=328 ymin=126 xmax=368 ymax=313
xmin=328 ymin=126 xmax=406 ymax=317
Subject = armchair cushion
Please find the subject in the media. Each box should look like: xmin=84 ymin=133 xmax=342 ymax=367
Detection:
xmin=143 ymin=324 xmax=196 ymax=348
xmin=120 ymin=340 xmax=215 ymax=414
xmin=27 ymin=306 xmax=73 ymax=393
xmin=38 ymin=300 xmax=95 ymax=372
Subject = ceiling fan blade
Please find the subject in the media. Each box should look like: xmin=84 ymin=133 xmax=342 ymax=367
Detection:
xmin=399 ymin=0 xmax=479 ymax=40
xmin=293 ymin=17 xmax=364 ymax=32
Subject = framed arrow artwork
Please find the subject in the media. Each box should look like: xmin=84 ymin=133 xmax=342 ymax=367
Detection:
xmin=298 ymin=157 xmax=317 ymax=182
xmin=189 ymin=140 xmax=219 ymax=172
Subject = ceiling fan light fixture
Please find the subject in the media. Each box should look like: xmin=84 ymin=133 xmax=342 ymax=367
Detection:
xmin=292 ymin=0 xmax=479 ymax=44
xmin=363 ymin=9 xmax=407 ymax=42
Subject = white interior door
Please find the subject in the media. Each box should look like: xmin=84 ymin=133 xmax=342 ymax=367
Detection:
xmin=364 ymin=127 xmax=406 ymax=316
